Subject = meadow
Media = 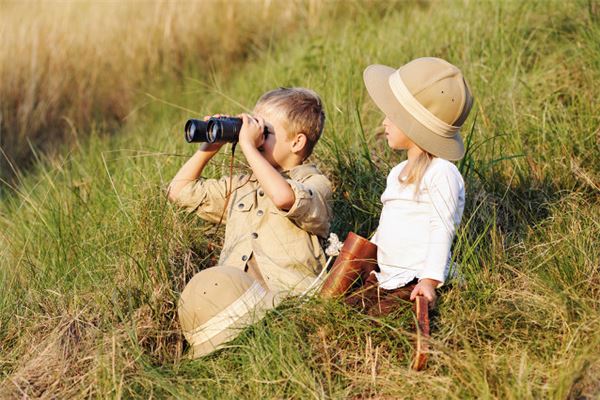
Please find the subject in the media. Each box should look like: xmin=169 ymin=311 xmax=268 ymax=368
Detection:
xmin=1 ymin=0 xmax=599 ymax=398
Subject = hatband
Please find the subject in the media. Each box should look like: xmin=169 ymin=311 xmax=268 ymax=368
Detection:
xmin=187 ymin=280 xmax=267 ymax=345
xmin=388 ymin=70 xmax=459 ymax=138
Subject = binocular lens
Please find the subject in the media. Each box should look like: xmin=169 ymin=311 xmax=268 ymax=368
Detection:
xmin=184 ymin=119 xmax=209 ymax=143
xmin=206 ymin=118 xmax=242 ymax=143
xmin=184 ymin=116 xmax=268 ymax=144
xmin=208 ymin=121 xmax=220 ymax=143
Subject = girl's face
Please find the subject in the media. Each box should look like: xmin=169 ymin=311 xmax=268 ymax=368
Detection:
xmin=382 ymin=117 xmax=413 ymax=150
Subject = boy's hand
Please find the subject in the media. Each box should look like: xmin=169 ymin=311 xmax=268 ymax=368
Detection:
xmin=238 ymin=113 xmax=266 ymax=150
xmin=410 ymin=278 xmax=440 ymax=307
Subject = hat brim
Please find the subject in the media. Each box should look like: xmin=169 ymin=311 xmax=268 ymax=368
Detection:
xmin=363 ymin=64 xmax=465 ymax=161
xmin=190 ymin=288 xmax=278 ymax=358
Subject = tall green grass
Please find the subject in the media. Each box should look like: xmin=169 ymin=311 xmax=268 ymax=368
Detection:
xmin=1 ymin=0 xmax=599 ymax=398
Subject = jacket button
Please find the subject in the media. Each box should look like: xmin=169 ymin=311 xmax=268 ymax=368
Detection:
xmin=251 ymin=232 xmax=258 ymax=239
xmin=242 ymin=255 xmax=248 ymax=261
xmin=238 ymin=203 xmax=244 ymax=209
xmin=258 ymin=190 xmax=264 ymax=197
xmin=257 ymin=210 xmax=264 ymax=216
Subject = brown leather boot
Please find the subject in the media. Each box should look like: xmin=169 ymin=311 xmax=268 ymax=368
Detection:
xmin=344 ymin=270 xmax=380 ymax=311
xmin=320 ymin=232 xmax=378 ymax=299
xmin=365 ymin=283 xmax=414 ymax=317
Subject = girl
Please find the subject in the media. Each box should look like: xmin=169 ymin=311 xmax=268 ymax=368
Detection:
xmin=355 ymin=57 xmax=474 ymax=314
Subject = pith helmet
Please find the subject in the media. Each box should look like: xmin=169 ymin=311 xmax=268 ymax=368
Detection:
xmin=178 ymin=266 xmax=277 ymax=358
xmin=363 ymin=57 xmax=474 ymax=160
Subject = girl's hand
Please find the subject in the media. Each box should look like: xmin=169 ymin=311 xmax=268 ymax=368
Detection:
xmin=238 ymin=113 xmax=266 ymax=150
xmin=410 ymin=278 xmax=440 ymax=307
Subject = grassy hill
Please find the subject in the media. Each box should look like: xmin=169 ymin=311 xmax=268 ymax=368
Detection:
xmin=1 ymin=0 xmax=599 ymax=398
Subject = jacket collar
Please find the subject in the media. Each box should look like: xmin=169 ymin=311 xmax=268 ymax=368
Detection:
xmin=249 ymin=163 xmax=320 ymax=182
xmin=286 ymin=163 xmax=320 ymax=180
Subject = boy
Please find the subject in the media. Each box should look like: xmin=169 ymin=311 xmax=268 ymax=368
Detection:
xmin=168 ymin=88 xmax=332 ymax=357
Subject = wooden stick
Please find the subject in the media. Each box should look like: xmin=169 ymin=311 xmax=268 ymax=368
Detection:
xmin=412 ymin=295 xmax=430 ymax=371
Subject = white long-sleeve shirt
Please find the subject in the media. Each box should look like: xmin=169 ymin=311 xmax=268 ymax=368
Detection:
xmin=371 ymin=158 xmax=465 ymax=290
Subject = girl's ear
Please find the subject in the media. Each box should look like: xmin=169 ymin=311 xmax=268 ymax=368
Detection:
xmin=291 ymin=133 xmax=308 ymax=154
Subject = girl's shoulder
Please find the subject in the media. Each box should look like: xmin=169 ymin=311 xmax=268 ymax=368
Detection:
xmin=424 ymin=158 xmax=464 ymax=186
xmin=427 ymin=157 xmax=460 ymax=173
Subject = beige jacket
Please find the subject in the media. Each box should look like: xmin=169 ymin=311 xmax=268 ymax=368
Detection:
xmin=174 ymin=163 xmax=332 ymax=295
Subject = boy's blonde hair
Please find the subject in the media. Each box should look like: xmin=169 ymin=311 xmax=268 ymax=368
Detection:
xmin=254 ymin=87 xmax=325 ymax=158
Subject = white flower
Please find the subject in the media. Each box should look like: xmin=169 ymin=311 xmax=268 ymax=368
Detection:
xmin=325 ymin=232 xmax=344 ymax=256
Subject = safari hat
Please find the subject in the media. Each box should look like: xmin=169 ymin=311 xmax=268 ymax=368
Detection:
xmin=178 ymin=266 xmax=278 ymax=358
xmin=363 ymin=57 xmax=473 ymax=160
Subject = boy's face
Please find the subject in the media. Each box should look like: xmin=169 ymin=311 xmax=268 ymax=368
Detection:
xmin=255 ymin=107 xmax=299 ymax=170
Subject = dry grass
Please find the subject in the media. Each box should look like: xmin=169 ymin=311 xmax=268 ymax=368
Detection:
xmin=0 ymin=0 xmax=339 ymax=177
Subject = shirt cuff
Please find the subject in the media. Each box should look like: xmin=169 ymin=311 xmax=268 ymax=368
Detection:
xmin=173 ymin=180 xmax=208 ymax=211
xmin=280 ymin=179 xmax=315 ymax=218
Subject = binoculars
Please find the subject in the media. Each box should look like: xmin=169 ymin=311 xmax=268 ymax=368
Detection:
xmin=184 ymin=116 xmax=268 ymax=144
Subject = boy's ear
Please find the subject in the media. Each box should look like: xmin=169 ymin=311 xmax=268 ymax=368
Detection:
xmin=291 ymin=133 xmax=308 ymax=154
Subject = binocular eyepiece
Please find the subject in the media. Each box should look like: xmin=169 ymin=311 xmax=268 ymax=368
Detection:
xmin=184 ymin=117 xmax=267 ymax=144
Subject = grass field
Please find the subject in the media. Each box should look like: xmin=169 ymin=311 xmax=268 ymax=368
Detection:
xmin=1 ymin=0 xmax=599 ymax=398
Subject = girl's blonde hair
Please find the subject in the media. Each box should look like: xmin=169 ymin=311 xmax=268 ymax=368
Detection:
xmin=400 ymin=151 xmax=434 ymax=194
